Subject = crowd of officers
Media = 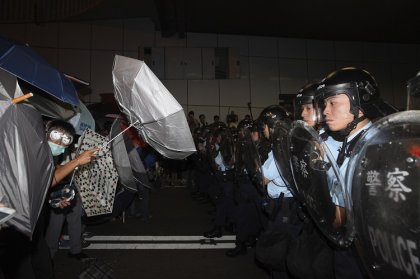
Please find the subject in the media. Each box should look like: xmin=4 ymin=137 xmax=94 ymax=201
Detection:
xmin=187 ymin=67 xmax=398 ymax=279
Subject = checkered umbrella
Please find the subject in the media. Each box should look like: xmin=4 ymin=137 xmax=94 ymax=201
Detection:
xmin=74 ymin=128 xmax=118 ymax=217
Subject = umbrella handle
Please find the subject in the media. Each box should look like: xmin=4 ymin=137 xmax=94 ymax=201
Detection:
xmin=12 ymin=93 xmax=33 ymax=104
xmin=104 ymin=119 xmax=139 ymax=147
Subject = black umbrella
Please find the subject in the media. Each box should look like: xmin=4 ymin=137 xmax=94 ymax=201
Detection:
xmin=0 ymin=69 xmax=54 ymax=237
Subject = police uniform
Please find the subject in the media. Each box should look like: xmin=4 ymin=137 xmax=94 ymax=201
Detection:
xmin=262 ymin=151 xmax=292 ymax=199
xmin=226 ymin=138 xmax=263 ymax=256
xmin=213 ymin=146 xmax=235 ymax=229
xmin=323 ymin=124 xmax=373 ymax=279
xmin=324 ymin=122 xmax=372 ymax=207
xmin=261 ymin=150 xmax=302 ymax=279
xmin=203 ymin=143 xmax=235 ymax=237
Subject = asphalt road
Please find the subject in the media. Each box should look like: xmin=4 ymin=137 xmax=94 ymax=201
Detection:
xmin=53 ymin=185 xmax=270 ymax=279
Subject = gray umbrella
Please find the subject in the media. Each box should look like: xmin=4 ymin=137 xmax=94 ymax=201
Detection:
xmin=110 ymin=118 xmax=154 ymax=192
xmin=0 ymin=69 xmax=54 ymax=237
xmin=110 ymin=118 xmax=137 ymax=192
xmin=112 ymin=55 xmax=196 ymax=160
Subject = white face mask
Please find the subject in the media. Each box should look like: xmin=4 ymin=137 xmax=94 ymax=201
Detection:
xmin=48 ymin=141 xmax=66 ymax=156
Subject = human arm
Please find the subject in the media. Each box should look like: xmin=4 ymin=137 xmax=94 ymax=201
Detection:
xmin=261 ymin=151 xmax=279 ymax=186
xmin=263 ymin=176 xmax=270 ymax=185
xmin=51 ymin=148 xmax=99 ymax=187
xmin=333 ymin=206 xmax=346 ymax=228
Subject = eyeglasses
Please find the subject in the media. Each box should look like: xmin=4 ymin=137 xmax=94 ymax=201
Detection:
xmin=48 ymin=130 xmax=73 ymax=146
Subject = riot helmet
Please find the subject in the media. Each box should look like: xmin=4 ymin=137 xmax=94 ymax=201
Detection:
xmin=315 ymin=67 xmax=397 ymax=137
xmin=257 ymin=105 xmax=291 ymax=139
xmin=295 ymin=82 xmax=318 ymax=107
xmin=237 ymin=119 xmax=258 ymax=141
xmin=294 ymin=81 xmax=319 ymax=127
xmin=237 ymin=119 xmax=254 ymax=130
xmin=258 ymin=105 xmax=291 ymax=127
xmin=209 ymin=120 xmax=227 ymax=132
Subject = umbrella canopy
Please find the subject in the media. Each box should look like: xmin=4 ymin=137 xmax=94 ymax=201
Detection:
xmin=110 ymin=118 xmax=136 ymax=191
xmin=110 ymin=118 xmax=154 ymax=192
xmin=18 ymin=73 xmax=90 ymax=120
xmin=112 ymin=55 xmax=196 ymax=160
xmin=0 ymin=69 xmax=54 ymax=237
xmin=68 ymin=102 xmax=95 ymax=135
xmin=0 ymin=35 xmax=79 ymax=106
xmin=25 ymin=90 xmax=77 ymax=120
xmin=74 ymin=128 xmax=118 ymax=217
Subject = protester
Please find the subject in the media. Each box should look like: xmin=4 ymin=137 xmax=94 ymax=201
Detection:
xmin=45 ymin=120 xmax=98 ymax=261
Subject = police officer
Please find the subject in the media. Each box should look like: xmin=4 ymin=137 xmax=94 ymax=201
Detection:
xmin=294 ymin=81 xmax=319 ymax=128
xmin=257 ymin=105 xmax=302 ymax=278
xmin=258 ymin=106 xmax=295 ymax=218
xmin=225 ymin=119 xmax=263 ymax=257
xmin=203 ymin=127 xmax=235 ymax=238
xmin=286 ymin=82 xmax=335 ymax=279
xmin=314 ymin=67 xmax=398 ymax=279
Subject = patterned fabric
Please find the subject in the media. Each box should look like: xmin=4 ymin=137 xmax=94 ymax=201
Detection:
xmin=75 ymin=128 xmax=118 ymax=217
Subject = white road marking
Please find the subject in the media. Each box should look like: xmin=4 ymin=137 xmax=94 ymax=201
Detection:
xmin=64 ymin=235 xmax=235 ymax=241
xmin=84 ymin=243 xmax=235 ymax=249
xmin=60 ymin=235 xmax=236 ymax=250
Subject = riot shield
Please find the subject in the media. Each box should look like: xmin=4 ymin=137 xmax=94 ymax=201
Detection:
xmin=220 ymin=127 xmax=236 ymax=169
xmin=272 ymin=121 xmax=297 ymax=197
xmin=208 ymin=126 xmax=236 ymax=172
xmin=234 ymin=127 xmax=250 ymax=172
xmin=348 ymin=111 xmax=420 ymax=279
xmin=289 ymin=120 xmax=354 ymax=247
xmin=407 ymin=74 xmax=420 ymax=110
xmin=236 ymin=128 xmax=264 ymax=187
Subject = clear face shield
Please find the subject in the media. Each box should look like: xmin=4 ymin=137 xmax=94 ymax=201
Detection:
xmin=406 ymin=74 xmax=420 ymax=110
xmin=314 ymin=83 xmax=362 ymax=125
xmin=237 ymin=127 xmax=264 ymax=186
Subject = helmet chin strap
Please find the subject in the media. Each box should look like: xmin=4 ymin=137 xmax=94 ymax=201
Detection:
xmin=329 ymin=113 xmax=366 ymax=167
xmin=327 ymin=115 xmax=366 ymax=142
